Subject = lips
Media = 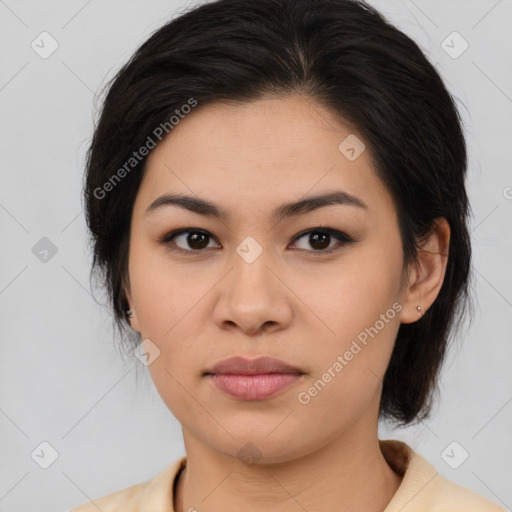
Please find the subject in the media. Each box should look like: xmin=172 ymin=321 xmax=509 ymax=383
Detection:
xmin=204 ymin=356 xmax=305 ymax=400
xmin=205 ymin=356 xmax=304 ymax=376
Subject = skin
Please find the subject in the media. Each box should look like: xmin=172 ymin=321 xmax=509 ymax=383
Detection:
xmin=125 ymin=94 xmax=450 ymax=512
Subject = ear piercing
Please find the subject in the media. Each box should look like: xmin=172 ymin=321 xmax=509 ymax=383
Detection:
xmin=417 ymin=306 xmax=422 ymax=318
xmin=127 ymin=309 xmax=133 ymax=318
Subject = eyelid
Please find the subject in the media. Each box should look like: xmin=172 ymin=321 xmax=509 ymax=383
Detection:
xmin=159 ymin=226 xmax=355 ymax=255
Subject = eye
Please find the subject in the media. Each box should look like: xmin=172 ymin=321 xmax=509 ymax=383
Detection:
xmin=160 ymin=228 xmax=220 ymax=253
xmin=290 ymin=227 xmax=354 ymax=254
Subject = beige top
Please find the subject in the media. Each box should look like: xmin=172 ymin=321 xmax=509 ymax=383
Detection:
xmin=69 ymin=439 xmax=506 ymax=511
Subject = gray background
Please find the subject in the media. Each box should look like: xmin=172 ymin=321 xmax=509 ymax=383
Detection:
xmin=1 ymin=0 xmax=511 ymax=510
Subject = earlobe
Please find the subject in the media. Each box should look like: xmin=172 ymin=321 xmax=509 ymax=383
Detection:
xmin=399 ymin=217 xmax=450 ymax=324
xmin=399 ymin=277 xmax=426 ymax=324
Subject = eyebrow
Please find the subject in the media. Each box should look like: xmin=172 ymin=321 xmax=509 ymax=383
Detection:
xmin=145 ymin=190 xmax=368 ymax=221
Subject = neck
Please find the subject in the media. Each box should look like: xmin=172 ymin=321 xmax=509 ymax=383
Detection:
xmin=174 ymin=417 xmax=403 ymax=512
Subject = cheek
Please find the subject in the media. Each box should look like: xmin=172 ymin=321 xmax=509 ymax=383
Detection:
xmin=303 ymin=248 xmax=402 ymax=339
xmin=128 ymin=238 xmax=205 ymax=338
xmin=297 ymin=239 xmax=403 ymax=384
xmin=146 ymin=359 xmax=208 ymax=439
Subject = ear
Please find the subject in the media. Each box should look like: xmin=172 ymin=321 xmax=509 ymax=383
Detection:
xmin=399 ymin=217 xmax=450 ymax=324
xmin=124 ymin=285 xmax=141 ymax=333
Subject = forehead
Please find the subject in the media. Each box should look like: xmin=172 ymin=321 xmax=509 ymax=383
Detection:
xmin=136 ymin=94 xmax=393 ymax=218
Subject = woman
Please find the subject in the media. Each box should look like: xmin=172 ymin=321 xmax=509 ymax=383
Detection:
xmin=70 ymin=0 xmax=505 ymax=510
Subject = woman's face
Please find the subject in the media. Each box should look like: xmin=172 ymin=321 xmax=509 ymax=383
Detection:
xmin=126 ymin=94 xmax=414 ymax=463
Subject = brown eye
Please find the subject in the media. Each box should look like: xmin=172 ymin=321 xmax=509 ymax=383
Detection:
xmin=291 ymin=228 xmax=354 ymax=253
xmin=161 ymin=229 xmax=219 ymax=253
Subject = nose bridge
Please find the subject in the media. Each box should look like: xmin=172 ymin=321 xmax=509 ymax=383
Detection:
xmin=230 ymin=234 xmax=277 ymax=301
xmin=213 ymin=234 xmax=293 ymax=333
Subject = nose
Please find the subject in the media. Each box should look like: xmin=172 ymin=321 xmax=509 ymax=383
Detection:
xmin=212 ymin=247 xmax=293 ymax=336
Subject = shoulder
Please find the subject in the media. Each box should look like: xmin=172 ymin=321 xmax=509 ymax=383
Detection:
xmin=426 ymin=474 xmax=507 ymax=511
xmin=380 ymin=439 xmax=506 ymax=512
xmin=69 ymin=481 xmax=146 ymax=512
xmin=68 ymin=457 xmax=186 ymax=512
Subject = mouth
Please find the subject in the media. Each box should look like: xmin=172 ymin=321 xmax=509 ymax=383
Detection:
xmin=204 ymin=356 xmax=305 ymax=401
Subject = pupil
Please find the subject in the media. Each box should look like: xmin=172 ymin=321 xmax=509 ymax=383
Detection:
xmin=189 ymin=232 xmax=208 ymax=250
xmin=310 ymin=232 xmax=330 ymax=250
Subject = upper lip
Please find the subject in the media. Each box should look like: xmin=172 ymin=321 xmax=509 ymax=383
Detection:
xmin=204 ymin=356 xmax=304 ymax=375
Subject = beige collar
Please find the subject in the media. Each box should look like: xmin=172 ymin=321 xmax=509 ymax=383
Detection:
xmin=136 ymin=439 xmax=440 ymax=512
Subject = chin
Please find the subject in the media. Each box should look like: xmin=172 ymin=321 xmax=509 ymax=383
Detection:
xmin=194 ymin=419 xmax=321 ymax=466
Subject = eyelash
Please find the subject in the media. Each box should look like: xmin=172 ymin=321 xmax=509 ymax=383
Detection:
xmin=159 ymin=227 xmax=355 ymax=256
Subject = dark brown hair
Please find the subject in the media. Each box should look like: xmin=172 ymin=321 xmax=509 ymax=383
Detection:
xmin=83 ymin=0 xmax=472 ymax=427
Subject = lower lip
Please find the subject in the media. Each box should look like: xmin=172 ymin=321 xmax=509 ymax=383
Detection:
xmin=208 ymin=373 xmax=302 ymax=400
